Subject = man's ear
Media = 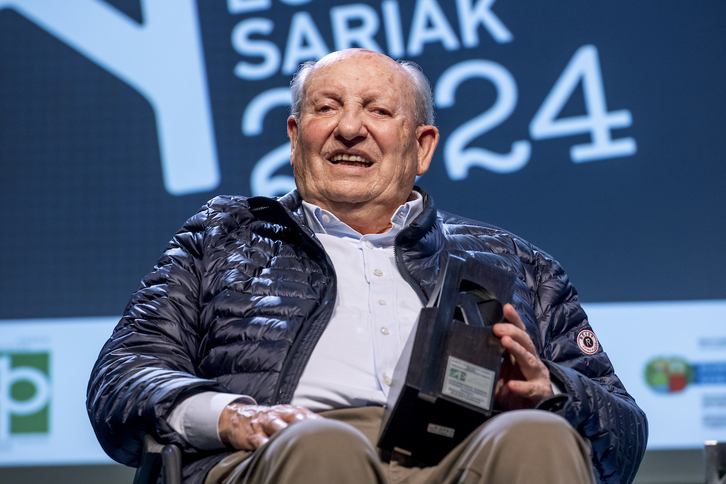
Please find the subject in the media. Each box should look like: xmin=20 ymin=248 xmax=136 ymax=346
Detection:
xmin=287 ymin=116 xmax=299 ymax=166
xmin=415 ymin=124 xmax=440 ymax=176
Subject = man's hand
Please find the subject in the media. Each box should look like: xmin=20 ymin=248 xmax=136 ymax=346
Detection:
xmin=218 ymin=403 xmax=322 ymax=450
xmin=493 ymin=304 xmax=553 ymax=410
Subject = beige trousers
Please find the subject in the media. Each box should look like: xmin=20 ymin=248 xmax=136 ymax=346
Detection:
xmin=205 ymin=407 xmax=595 ymax=484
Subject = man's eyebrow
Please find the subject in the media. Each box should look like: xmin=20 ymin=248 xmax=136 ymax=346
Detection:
xmin=308 ymin=90 xmax=341 ymax=101
xmin=307 ymin=89 xmax=397 ymax=109
xmin=361 ymin=92 xmax=383 ymax=103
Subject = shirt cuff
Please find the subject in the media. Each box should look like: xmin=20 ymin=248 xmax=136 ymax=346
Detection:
xmin=167 ymin=392 xmax=256 ymax=451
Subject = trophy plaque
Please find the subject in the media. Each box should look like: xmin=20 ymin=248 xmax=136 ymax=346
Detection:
xmin=377 ymin=253 xmax=516 ymax=467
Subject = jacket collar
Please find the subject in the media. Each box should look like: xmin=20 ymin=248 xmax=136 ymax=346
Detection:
xmin=274 ymin=186 xmax=438 ymax=233
xmin=252 ymin=187 xmax=444 ymax=299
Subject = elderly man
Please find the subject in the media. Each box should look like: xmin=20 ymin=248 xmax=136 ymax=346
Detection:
xmin=88 ymin=49 xmax=647 ymax=484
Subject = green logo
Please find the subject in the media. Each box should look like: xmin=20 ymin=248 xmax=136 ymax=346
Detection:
xmin=450 ymin=368 xmax=467 ymax=382
xmin=0 ymin=352 xmax=51 ymax=439
xmin=644 ymin=357 xmax=694 ymax=393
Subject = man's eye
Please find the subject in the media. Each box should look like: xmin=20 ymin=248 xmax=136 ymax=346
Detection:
xmin=318 ymin=106 xmax=332 ymax=112
xmin=375 ymin=108 xmax=390 ymax=116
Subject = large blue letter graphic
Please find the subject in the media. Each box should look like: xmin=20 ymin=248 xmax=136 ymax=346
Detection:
xmin=0 ymin=0 xmax=219 ymax=195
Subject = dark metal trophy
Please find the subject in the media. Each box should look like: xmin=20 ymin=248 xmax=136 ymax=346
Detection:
xmin=377 ymin=253 xmax=516 ymax=467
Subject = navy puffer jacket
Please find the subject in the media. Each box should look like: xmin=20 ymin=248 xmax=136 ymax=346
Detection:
xmin=87 ymin=188 xmax=647 ymax=483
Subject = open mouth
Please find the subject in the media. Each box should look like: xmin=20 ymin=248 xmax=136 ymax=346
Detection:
xmin=329 ymin=153 xmax=373 ymax=167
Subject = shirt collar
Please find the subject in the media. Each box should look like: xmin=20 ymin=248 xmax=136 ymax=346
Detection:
xmin=301 ymin=192 xmax=424 ymax=246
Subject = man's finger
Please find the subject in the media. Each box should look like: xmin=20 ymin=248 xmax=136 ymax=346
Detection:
xmin=503 ymin=304 xmax=526 ymax=331
xmin=248 ymin=432 xmax=269 ymax=450
xmin=494 ymin=322 xmax=537 ymax=356
xmin=507 ymin=378 xmax=549 ymax=399
xmin=277 ymin=406 xmax=321 ymax=423
xmin=500 ymin=334 xmax=541 ymax=376
xmin=262 ymin=417 xmax=288 ymax=435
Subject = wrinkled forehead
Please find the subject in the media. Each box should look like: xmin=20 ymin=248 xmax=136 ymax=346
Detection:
xmin=302 ymin=50 xmax=414 ymax=104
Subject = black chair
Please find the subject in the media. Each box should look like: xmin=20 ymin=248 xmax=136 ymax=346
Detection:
xmin=706 ymin=441 xmax=726 ymax=484
xmin=133 ymin=434 xmax=183 ymax=484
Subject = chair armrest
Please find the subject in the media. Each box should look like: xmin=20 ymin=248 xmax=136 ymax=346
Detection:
xmin=706 ymin=441 xmax=726 ymax=484
xmin=133 ymin=434 xmax=182 ymax=484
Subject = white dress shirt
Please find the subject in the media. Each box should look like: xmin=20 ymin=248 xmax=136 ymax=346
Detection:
xmin=292 ymin=195 xmax=424 ymax=410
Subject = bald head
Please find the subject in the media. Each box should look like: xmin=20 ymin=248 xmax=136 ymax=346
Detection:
xmin=290 ymin=49 xmax=434 ymax=127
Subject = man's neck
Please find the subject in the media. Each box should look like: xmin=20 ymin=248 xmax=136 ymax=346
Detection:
xmin=303 ymin=192 xmax=418 ymax=235
xmin=323 ymin=202 xmax=397 ymax=234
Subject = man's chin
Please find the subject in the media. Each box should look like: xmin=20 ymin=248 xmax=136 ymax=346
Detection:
xmin=305 ymin=188 xmax=377 ymax=209
xmin=324 ymin=193 xmax=373 ymax=206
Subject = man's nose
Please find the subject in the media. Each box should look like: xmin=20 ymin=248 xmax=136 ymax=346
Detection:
xmin=334 ymin=108 xmax=367 ymax=142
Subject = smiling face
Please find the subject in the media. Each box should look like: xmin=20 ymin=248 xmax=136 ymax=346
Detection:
xmin=287 ymin=50 xmax=438 ymax=232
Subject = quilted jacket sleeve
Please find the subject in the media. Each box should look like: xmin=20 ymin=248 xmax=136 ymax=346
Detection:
xmin=528 ymin=247 xmax=648 ymax=484
xmin=86 ymin=203 xmax=229 ymax=466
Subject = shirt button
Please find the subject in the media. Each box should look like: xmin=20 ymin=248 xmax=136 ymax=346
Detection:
xmin=378 ymin=300 xmax=387 ymax=306
xmin=398 ymin=212 xmax=404 ymax=217
xmin=383 ymin=375 xmax=393 ymax=386
xmin=322 ymin=214 xmax=331 ymax=223
xmin=374 ymin=269 xmax=383 ymax=277
xmin=380 ymin=327 xmax=390 ymax=335
xmin=365 ymin=241 xmax=374 ymax=249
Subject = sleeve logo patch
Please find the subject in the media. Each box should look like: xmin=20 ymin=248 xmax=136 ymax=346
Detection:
xmin=577 ymin=330 xmax=599 ymax=355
